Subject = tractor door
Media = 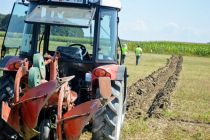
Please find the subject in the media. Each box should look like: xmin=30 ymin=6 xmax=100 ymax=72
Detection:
xmin=1 ymin=2 xmax=29 ymax=58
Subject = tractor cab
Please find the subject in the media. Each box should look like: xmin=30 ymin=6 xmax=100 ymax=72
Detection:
xmin=1 ymin=0 xmax=121 ymax=63
xmin=0 ymin=1 xmax=127 ymax=140
xmin=0 ymin=0 xmax=124 ymax=92
xmin=1 ymin=0 xmax=122 ymax=96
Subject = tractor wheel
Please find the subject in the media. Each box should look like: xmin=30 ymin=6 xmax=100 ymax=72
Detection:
xmin=39 ymin=120 xmax=57 ymax=140
xmin=92 ymin=80 xmax=125 ymax=140
xmin=121 ymin=78 xmax=127 ymax=127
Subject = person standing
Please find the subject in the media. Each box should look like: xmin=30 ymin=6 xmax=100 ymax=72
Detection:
xmin=121 ymin=44 xmax=128 ymax=64
xmin=135 ymin=45 xmax=142 ymax=65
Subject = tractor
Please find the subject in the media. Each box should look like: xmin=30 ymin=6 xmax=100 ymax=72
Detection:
xmin=0 ymin=0 xmax=127 ymax=140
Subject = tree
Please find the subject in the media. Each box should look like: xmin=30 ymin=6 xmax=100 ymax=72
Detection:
xmin=0 ymin=14 xmax=10 ymax=31
xmin=51 ymin=26 xmax=84 ymax=37
xmin=0 ymin=14 xmax=7 ymax=31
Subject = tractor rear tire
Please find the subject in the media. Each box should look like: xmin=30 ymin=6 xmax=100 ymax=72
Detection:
xmin=92 ymin=80 xmax=125 ymax=140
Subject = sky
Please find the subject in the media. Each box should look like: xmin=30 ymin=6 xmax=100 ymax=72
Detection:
xmin=0 ymin=0 xmax=210 ymax=43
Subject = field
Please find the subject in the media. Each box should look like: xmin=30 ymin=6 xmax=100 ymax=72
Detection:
xmin=121 ymin=53 xmax=210 ymax=140
xmin=0 ymin=35 xmax=210 ymax=139
xmin=127 ymin=41 xmax=210 ymax=57
xmin=1 ymin=31 xmax=210 ymax=57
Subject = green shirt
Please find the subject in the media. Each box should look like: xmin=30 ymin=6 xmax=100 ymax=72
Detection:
xmin=122 ymin=46 xmax=128 ymax=55
xmin=135 ymin=47 xmax=142 ymax=56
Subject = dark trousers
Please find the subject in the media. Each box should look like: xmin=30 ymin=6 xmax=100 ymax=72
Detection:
xmin=136 ymin=56 xmax=141 ymax=65
xmin=121 ymin=55 xmax=126 ymax=64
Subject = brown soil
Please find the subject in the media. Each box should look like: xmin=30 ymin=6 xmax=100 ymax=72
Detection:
xmin=126 ymin=55 xmax=183 ymax=119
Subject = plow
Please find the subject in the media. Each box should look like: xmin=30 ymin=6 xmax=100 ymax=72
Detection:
xmin=0 ymin=0 xmax=127 ymax=140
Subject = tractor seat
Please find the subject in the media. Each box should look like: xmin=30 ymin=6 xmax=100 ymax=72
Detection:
xmin=57 ymin=46 xmax=83 ymax=61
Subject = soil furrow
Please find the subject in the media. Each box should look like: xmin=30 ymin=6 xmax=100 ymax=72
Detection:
xmin=126 ymin=56 xmax=183 ymax=119
xmin=169 ymin=118 xmax=210 ymax=126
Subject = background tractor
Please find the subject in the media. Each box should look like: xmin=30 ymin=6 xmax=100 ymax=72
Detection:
xmin=0 ymin=0 xmax=127 ymax=140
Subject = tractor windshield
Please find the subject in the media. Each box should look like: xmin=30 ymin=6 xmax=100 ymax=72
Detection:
xmin=26 ymin=5 xmax=95 ymax=28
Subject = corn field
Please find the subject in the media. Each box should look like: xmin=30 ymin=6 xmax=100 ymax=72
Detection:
xmin=127 ymin=41 xmax=210 ymax=57
xmin=1 ymin=31 xmax=210 ymax=57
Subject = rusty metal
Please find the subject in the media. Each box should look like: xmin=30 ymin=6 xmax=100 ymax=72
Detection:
xmin=62 ymin=100 xmax=101 ymax=140
xmin=58 ymin=76 xmax=75 ymax=85
xmin=1 ymin=101 xmax=20 ymax=132
xmin=18 ymin=81 xmax=59 ymax=139
xmin=57 ymin=82 xmax=66 ymax=140
xmin=1 ymin=52 xmax=119 ymax=140
xmin=98 ymin=77 xmax=112 ymax=100
xmin=14 ymin=65 xmax=28 ymax=103
xmin=21 ymin=80 xmax=58 ymax=129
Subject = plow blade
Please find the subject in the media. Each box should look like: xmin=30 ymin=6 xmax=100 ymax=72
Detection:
xmin=20 ymin=80 xmax=58 ymax=129
xmin=1 ymin=80 xmax=59 ymax=139
xmin=61 ymin=100 xmax=101 ymax=140
xmin=1 ymin=101 xmax=20 ymax=132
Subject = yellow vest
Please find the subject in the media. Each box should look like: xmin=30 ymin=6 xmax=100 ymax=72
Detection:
xmin=135 ymin=47 xmax=142 ymax=56
xmin=122 ymin=46 xmax=128 ymax=55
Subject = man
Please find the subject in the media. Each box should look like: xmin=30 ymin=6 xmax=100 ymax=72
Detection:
xmin=135 ymin=45 xmax=142 ymax=65
xmin=121 ymin=44 xmax=128 ymax=64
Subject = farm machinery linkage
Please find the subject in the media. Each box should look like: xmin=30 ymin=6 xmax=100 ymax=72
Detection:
xmin=0 ymin=0 xmax=127 ymax=140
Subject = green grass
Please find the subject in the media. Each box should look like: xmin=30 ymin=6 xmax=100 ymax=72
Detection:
xmin=0 ymin=31 xmax=5 ymax=37
xmin=122 ymin=55 xmax=210 ymax=139
xmin=163 ymin=56 xmax=210 ymax=123
xmin=124 ymin=53 xmax=170 ymax=86
xmin=121 ymin=118 xmax=149 ymax=139
xmin=0 ymin=37 xmax=3 ymax=46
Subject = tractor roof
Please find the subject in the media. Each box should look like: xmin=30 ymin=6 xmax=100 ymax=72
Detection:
xmin=99 ymin=0 xmax=121 ymax=9
xmin=26 ymin=0 xmax=121 ymax=9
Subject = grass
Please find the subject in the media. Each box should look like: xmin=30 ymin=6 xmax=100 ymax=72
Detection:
xmin=121 ymin=118 xmax=149 ymax=139
xmin=163 ymin=56 xmax=210 ymax=123
xmin=122 ymin=55 xmax=210 ymax=139
xmin=124 ymin=53 xmax=170 ymax=86
xmin=0 ymin=37 xmax=3 ymax=46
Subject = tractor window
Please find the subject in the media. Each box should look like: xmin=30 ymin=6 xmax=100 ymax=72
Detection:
xmin=3 ymin=3 xmax=29 ymax=49
xmin=97 ymin=8 xmax=117 ymax=61
xmin=48 ymin=23 xmax=94 ymax=61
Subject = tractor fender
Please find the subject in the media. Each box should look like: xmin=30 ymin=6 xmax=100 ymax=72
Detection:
xmin=93 ymin=64 xmax=128 ymax=106
xmin=0 ymin=56 xmax=22 ymax=71
xmin=92 ymin=64 xmax=126 ymax=81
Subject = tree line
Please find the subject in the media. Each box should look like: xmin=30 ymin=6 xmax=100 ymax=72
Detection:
xmin=0 ymin=13 xmax=84 ymax=37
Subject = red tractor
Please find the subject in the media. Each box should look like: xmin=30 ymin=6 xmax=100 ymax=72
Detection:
xmin=0 ymin=0 xmax=127 ymax=140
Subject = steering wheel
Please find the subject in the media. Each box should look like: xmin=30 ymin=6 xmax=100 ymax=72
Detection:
xmin=68 ymin=44 xmax=88 ymax=57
